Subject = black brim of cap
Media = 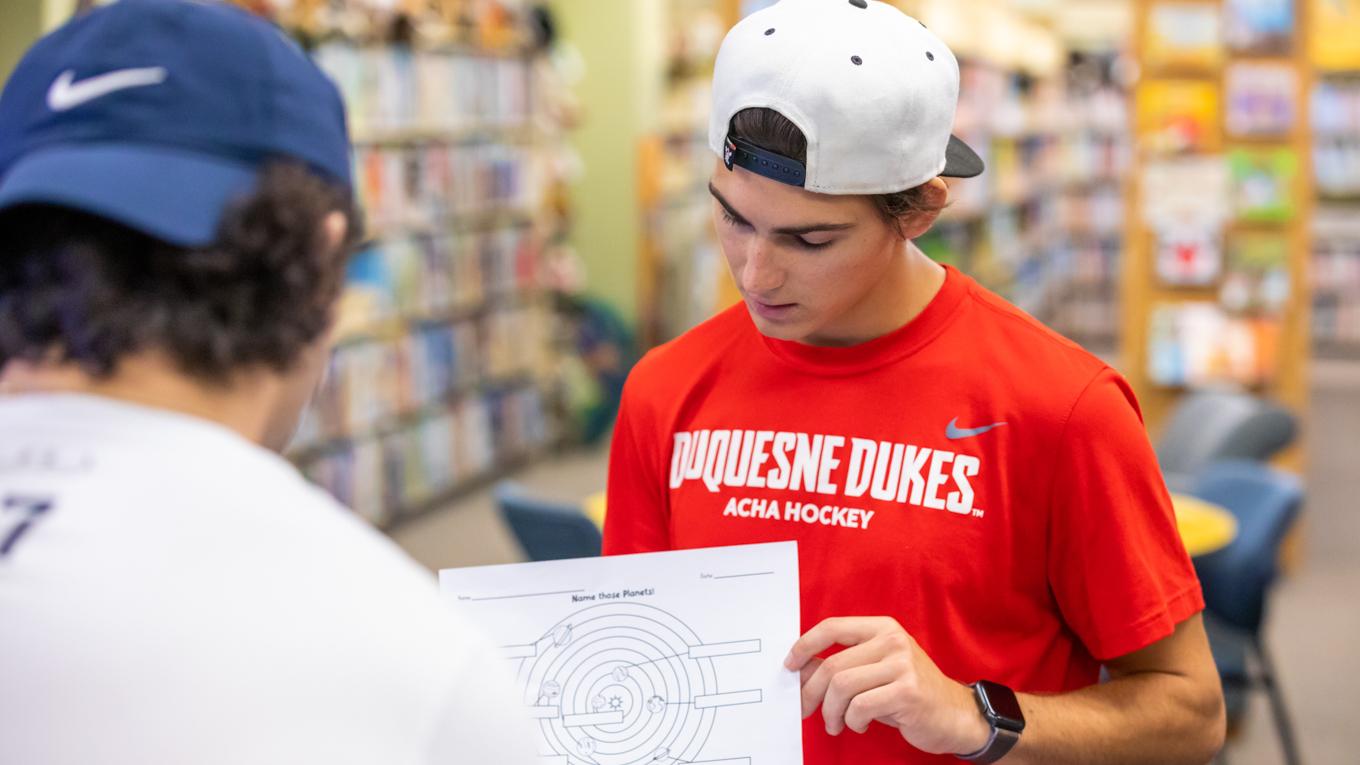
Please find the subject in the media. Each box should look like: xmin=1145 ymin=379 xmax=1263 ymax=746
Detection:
xmin=941 ymin=134 xmax=985 ymax=178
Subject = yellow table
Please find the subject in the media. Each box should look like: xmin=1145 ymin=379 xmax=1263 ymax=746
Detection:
xmin=583 ymin=491 xmax=1238 ymax=558
xmin=1170 ymin=493 xmax=1238 ymax=558
xmin=584 ymin=490 xmax=607 ymax=529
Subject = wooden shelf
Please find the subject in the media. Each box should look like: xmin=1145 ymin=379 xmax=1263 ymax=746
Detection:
xmin=351 ymin=124 xmax=539 ymax=147
xmin=1313 ymin=341 xmax=1360 ymax=360
xmin=1123 ymin=0 xmax=1313 ymax=469
xmin=333 ymin=291 xmax=541 ymax=348
xmin=290 ymin=370 xmax=544 ymax=464
xmin=296 ymin=29 xmax=534 ymax=61
xmin=382 ymin=443 xmax=562 ymax=533
xmin=362 ymin=208 xmax=536 ymax=243
xmin=278 ymin=14 xmax=575 ymax=524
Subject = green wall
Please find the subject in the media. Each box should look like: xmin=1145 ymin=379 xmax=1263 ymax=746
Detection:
xmin=550 ymin=0 xmax=665 ymax=329
xmin=1 ymin=0 xmax=45 ymax=80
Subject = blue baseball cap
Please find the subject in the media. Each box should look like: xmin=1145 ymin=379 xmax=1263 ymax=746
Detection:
xmin=0 ymin=0 xmax=352 ymax=247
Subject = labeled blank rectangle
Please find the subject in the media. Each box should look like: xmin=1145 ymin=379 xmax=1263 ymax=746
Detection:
xmin=694 ymin=690 xmax=763 ymax=709
xmin=502 ymin=644 xmax=536 ymax=659
xmin=527 ymin=705 xmax=559 ymax=719
xmin=537 ymin=757 xmax=568 ymax=765
xmin=689 ymin=640 xmax=761 ymax=659
xmin=562 ymin=711 xmax=624 ymax=727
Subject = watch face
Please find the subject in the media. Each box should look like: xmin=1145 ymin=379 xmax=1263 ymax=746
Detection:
xmin=979 ymin=681 xmax=1025 ymax=730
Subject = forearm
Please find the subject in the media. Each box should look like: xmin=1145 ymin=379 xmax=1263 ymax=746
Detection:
xmin=998 ymin=671 xmax=1225 ymax=765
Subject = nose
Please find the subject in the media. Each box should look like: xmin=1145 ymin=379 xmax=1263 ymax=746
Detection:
xmin=740 ymin=236 xmax=784 ymax=298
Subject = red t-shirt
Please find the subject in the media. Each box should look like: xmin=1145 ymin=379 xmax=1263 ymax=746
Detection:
xmin=603 ymin=266 xmax=1203 ymax=764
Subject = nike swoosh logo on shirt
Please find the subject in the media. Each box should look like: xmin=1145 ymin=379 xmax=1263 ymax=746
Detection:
xmin=945 ymin=418 xmax=1007 ymax=440
xmin=47 ymin=67 xmax=168 ymax=112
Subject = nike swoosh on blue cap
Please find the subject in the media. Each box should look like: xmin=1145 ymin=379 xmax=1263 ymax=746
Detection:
xmin=0 ymin=0 xmax=352 ymax=247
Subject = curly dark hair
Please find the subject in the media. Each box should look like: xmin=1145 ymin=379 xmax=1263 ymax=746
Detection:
xmin=0 ymin=162 xmax=361 ymax=382
xmin=727 ymin=107 xmax=945 ymax=233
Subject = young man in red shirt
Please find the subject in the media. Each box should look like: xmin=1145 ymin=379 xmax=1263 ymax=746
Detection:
xmin=604 ymin=1 xmax=1225 ymax=763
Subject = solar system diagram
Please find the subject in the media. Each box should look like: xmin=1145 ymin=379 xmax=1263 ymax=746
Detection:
xmin=503 ymin=601 xmax=763 ymax=765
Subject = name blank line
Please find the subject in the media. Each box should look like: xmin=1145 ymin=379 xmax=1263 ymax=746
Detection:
xmin=713 ymin=571 xmax=774 ymax=580
xmin=469 ymin=589 xmax=585 ymax=601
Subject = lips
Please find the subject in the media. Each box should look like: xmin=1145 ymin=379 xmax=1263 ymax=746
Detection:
xmin=750 ymin=299 xmax=797 ymax=321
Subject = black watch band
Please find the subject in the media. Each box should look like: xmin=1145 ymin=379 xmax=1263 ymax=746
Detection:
xmin=957 ymin=681 xmax=1025 ymax=763
xmin=957 ymin=726 xmax=1020 ymax=764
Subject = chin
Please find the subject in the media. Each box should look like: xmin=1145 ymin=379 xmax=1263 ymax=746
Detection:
xmin=746 ymin=309 xmax=809 ymax=342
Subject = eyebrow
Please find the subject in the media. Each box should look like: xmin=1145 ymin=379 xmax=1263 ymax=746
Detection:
xmin=708 ymin=183 xmax=856 ymax=236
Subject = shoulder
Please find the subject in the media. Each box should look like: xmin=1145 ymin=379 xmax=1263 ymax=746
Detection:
xmin=964 ymin=281 xmax=1107 ymax=374
xmin=202 ymin=474 xmax=505 ymax=699
xmin=957 ymin=278 xmax=1114 ymax=404
xmin=248 ymin=477 xmax=453 ymax=617
xmin=938 ymin=275 xmax=1145 ymax=450
xmin=120 ymin=447 xmax=468 ymax=643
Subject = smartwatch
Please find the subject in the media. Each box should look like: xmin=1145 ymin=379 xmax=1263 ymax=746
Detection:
xmin=956 ymin=680 xmax=1025 ymax=763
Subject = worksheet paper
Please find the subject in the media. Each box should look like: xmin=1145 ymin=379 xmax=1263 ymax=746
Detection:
xmin=440 ymin=541 xmax=803 ymax=765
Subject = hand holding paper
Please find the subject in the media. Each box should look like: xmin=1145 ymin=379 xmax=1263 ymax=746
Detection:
xmin=786 ymin=616 xmax=990 ymax=756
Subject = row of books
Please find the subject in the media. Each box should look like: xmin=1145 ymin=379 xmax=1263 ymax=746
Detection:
xmin=1311 ymin=77 xmax=1360 ymax=136
xmin=1053 ymin=238 xmax=1122 ymax=290
xmin=986 ymin=198 xmax=1057 ymax=269
xmin=341 ymin=227 xmax=542 ymax=327
xmin=1315 ymin=139 xmax=1360 ymax=198
xmin=1055 ymin=183 xmax=1123 ymax=239
xmin=300 ymin=384 xmax=552 ymax=527
xmin=1313 ymin=295 xmax=1360 ymax=351
xmin=966 ymin=133 xmax=1122 ymax=204
xmin=271 ymin=4 xmax=570 ymax=529
xmin=1148 ymin=303 xmax=1281 ymax=387
xmin=1055 ymin=131 xmax=1129 ymax=186
xmin=955 ymin=62 xmax=1125 ymax=141
xmin=639 ymin=0 xmax=727 ymax=345
xmin=1131 ymin=53 xmax=1298 ymax=377
xmin=1313 ymin=212 xmax=1360 ymax=352
xmin=1313 ymin=78 xmax=1360 ymax=198
xmin=246 ymin=0 xmax=531 ymax=52
xmin=294 ymin=303 xmax=554 ymax=451
xmin=314 ymin=42 xmax=532 ymax=137
xmin=1311 ymin=75 xmax=1360 ymax=353
xmin=355 ymin=143 xmax=537 ymax=236
xmin=1050 ymin=293 xmax=1120 ymax=345
xmin=955 ymin=63 xmax=1065 ymax=139
xmin=946 ymin=57 xmax=1128 ymax=292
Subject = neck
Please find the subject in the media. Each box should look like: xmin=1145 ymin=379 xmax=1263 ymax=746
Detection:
xmin=0 ymin=354 xmax=278 ymax=447
xmin=803 ymin=240 xmax=946 ymax=347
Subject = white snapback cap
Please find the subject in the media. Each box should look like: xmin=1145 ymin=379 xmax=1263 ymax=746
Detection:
xmin=709 ymin=0 xmax=984 ymax=194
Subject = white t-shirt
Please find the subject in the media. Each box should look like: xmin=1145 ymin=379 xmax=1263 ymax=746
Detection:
xmin=0 ymin=394 xmax=535 ymax=765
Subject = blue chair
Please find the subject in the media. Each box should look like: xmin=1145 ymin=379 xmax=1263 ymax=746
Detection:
xmin=1191 ymin=460 xmax=1305 ymax=765
xmin=1157 ymin=390 xmax=1298 ymax=493
xmin=556 ymin=294 xmax=639 ymax=446
xmin=494 ymin=481 xmax=602 ymax=561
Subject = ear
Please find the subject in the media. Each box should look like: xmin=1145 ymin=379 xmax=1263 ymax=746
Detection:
xmin=318 ymin=211 xmax=348 ymax=257
xmin=895 ymin=177 xmax=949 ymax=240
xmin=316 ymin=211 xmax=350 ymax=335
